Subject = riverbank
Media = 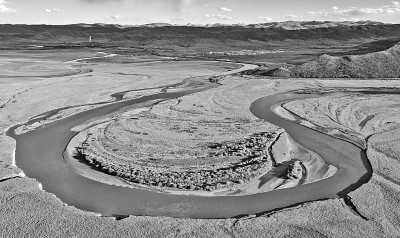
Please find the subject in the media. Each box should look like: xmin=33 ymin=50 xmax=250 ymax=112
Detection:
xmin=66 ymin=123 xmax=281 ymax=194
xmin=66 ymin=119 xmax=333 ymax=196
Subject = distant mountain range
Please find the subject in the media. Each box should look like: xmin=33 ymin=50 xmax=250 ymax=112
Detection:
xmin=2 ymin=20 xmax=400 ymax=78
xmin=246 ymin=20 xmax=385 ymax=30
xmin=1 ymin=21 xmax=399 ymax=47
xmin=72 ymin=20 xmax=386 ymax=30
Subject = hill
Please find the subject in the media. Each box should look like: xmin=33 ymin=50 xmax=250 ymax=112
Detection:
xmin=291 ymin=43 xmax=400 ymax=78
xmin=242 ymin=66 xmax=292 ymax=78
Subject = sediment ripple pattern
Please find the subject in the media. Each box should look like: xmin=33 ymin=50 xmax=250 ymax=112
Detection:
xmin=283 ymin=93 xmax=400 ymax=183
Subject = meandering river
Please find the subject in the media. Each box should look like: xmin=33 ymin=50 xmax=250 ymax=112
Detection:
xmin=6 ymin=62 xmax=390 ymax=219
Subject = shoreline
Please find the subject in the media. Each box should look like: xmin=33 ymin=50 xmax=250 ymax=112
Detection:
xmin=64 ymin=127 xmax=281 ymax=195
xmin=64 ymin=120 xmax=336 ymax=196
xmin=272 ymin=98 xmax=368 ymax=149
xmin=271 ymin=88 xmax=400 ymax=150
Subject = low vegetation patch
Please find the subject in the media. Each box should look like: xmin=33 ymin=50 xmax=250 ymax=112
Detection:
xmin=76 ymin=131 xmax=280 ymax=192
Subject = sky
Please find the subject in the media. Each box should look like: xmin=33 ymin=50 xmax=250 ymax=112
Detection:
xmin=1 ymin=0 xmax=400 ymax=25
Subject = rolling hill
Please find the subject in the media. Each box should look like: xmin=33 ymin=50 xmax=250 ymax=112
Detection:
xmin=291 ymin=43 xmax=400 ymax=78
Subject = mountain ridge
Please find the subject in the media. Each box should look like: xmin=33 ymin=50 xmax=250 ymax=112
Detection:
xmin=1 ymin=20 xmax=389 ymax=29
xmin=1 ymin=21 xmax=400 ymax=45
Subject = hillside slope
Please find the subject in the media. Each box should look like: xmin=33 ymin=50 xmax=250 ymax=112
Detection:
xmin=291 ymin=44 xmax=400 ymax=78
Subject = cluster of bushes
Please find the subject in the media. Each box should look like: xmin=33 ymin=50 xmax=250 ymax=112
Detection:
xmin=77 ymin=131 xmax=278 ymax=191
xmin=208 ymin=132 xmax=275 ymax=158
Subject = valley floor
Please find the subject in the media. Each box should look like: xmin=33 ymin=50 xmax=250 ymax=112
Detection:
xmin=1 ymin=49 xmax=400 ymax=237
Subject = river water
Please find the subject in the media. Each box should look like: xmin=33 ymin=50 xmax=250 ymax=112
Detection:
xmin=8 ymin=66 xmax=393 ymax=218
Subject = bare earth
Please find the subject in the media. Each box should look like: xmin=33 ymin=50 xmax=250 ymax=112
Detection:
xmin=277 ymin=90 xmax=400 ymax=236
xmin=1 ymin=50 xmax=400 ymax=237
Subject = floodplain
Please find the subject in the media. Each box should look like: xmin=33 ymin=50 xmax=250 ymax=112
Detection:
xmin=1 ymin=23 xmax=400 ymax=237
